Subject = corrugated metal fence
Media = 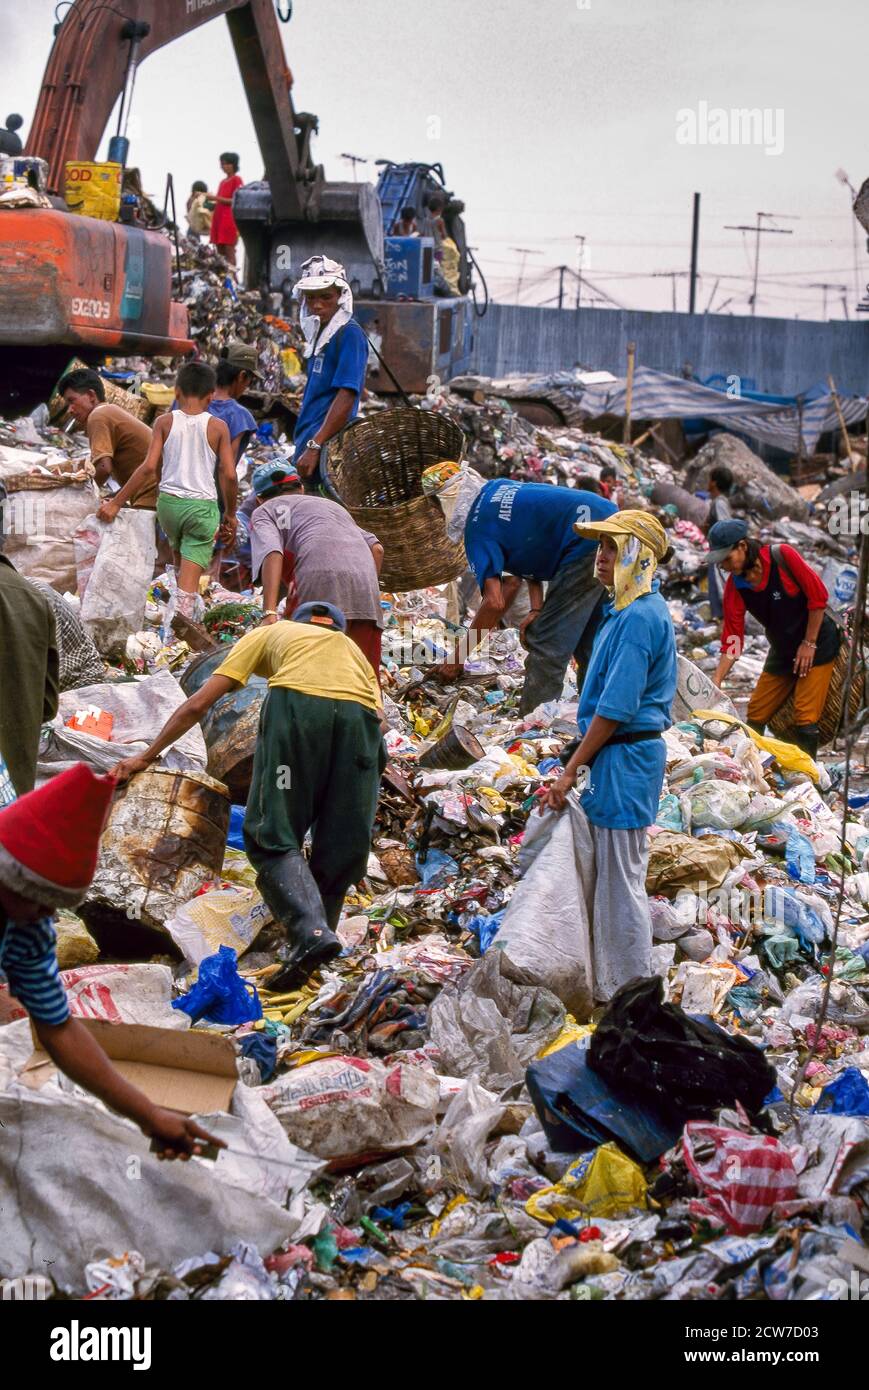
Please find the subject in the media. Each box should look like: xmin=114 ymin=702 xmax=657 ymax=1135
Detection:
xmin=469 ymin=305 xmax=869 ymax=397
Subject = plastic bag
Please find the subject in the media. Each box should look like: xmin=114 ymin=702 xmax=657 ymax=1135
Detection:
xmin=684 ymin=780 xmax=752 ymax=831
xmin=526 ymin=1142 xmax=648 ymax=1224
xmin=811 ymin=1067 xmax=869 ymax=1117
xmin=526 ymin=1038 xmax=682 ymax=1163
xmin=681 ymin=1122 xmax=798 ymax=1235
xmin=785 ymin=826 xmax=816 ymax=885
xmin=494 ymin=795 xmax=594 ymax=1017
xmin=692 ymin=709 xmax=820 ymax=784
xmin=172 ymin=945 xmax=262 ymax=1024
xmin=74 ymin=510 xmax=157 ymax=656
xmin=428 ymin=950 xmax=565 ymax=1093
xmin=260 ymin=1055 xmax=440 ymax=1162
xmin=589 ymin=976 xmax=777 ymax=1120
xmin=430 ymin=1076 xmax=506 ymax=1195
xmin=443 ymin=466 xmax=486 ymax=542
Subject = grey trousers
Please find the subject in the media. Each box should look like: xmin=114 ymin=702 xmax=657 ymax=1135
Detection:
xmin=583 ymin=813 xmax=653 ymax=1002
xmin=520 ymin=555 xmax=605 ymax=715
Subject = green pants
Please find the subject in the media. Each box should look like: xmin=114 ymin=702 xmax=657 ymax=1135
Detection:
xmin=243 ymin=687 xmax=386 ymax=901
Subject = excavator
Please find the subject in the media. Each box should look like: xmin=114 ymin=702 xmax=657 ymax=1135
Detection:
xmin=0 ymin=0 xmax=482 ymax=409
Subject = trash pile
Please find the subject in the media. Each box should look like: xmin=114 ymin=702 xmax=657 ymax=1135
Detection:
xmin=1 ymin=364 xmax=868 ymax=1302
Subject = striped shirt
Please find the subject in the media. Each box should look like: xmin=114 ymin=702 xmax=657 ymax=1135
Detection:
xmin=0 ymin=916 xmax=70 ymax=1026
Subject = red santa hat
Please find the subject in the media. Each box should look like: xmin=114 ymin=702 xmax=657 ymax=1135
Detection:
xmin=0 ymin=764 xmax=116 ymax=910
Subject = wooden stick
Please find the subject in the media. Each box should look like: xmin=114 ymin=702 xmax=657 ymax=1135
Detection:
xmin=623 ymin=342 xmax=637 ymax=445
xmin=827 ymin=374 xmax=855 ymax=468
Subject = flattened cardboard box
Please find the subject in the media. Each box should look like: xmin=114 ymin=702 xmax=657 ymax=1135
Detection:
xmin=22 ymin=1020 xmax=237 ymax=1115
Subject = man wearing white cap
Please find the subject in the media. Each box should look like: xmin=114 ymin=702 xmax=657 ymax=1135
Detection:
xmin=291 ymin=256 xmax=369 ymax=492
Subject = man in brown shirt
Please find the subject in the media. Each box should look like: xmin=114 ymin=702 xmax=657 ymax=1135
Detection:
xmin=58 ymin=368 xmax=156 ymax=508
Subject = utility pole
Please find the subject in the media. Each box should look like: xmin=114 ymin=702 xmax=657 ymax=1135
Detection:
xmin=809 ymin=282 xmax=848 ymax=320
xmin=509 ymin=247 xmax=540 ymax=302
xmin=575 ymin=235 xmax=586 ymax=311
xmin=724 ymin=212 xmax=796 ymax=316
xmin=557 ymin=265 xmax=567 ymax=310
xmin=689 ymin=192 xmax=700 ymax=313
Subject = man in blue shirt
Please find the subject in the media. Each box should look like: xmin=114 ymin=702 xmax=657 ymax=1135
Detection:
xmin=543 ymin=511 xmax=677 ymax=1003
xmin=439 ymin=480 xmax=617 ymax=714
xmin=291 ymin=257 xmax=369 ymax=493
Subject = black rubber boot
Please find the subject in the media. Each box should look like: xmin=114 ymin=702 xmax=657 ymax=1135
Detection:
xmin=320 ymin=894 xmax=345 ymax=933
xmin=791 ymin=724 xmax=820 ymax=760
xmin=255 ymin=852 xmax=341 ymax=990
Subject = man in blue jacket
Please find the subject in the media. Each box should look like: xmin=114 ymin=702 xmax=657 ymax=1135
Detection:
xmin=439 ymin=480 xmax=617 ymax=713
xmin=291 ymin=256 xmax=369 ymax=494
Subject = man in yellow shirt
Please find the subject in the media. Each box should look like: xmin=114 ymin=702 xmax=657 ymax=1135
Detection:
xmin=111 ymin=602 xmax=386 ymax=987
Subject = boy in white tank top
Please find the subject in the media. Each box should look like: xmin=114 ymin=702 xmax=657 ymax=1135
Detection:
xmin=98 ymin=363 xmax=237 ymax=618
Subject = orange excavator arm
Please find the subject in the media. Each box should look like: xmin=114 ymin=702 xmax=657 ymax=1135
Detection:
xmin=27 ymin=0 xmax=314 ymax=221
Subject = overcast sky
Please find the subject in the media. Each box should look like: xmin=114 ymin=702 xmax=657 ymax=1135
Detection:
xmin=6 ymin=0 xmax=869 ymax=319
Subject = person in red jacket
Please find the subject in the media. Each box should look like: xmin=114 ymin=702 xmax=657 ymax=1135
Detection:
xmin=208 ymin=152 xmax=243 ymax=266
xmin=709 ymin=520 xmax=840 ymax=759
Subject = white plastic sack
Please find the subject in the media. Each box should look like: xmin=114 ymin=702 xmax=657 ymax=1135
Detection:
xmin=38 ymin=670 xmax=207 ymax=778
xmin=0 ymin=1083 xmax=298 ymax=1293
xmin=74 ymin=510 xmax=157 ymax=656
xmin=443 ymin=465 xmax=486 ymax=542
xmin=0 ymin=960 xmax=183 ymax=1028
xmin=494 ymin=796 xmax=594 ymax=1017
xmin=261 ymin=1055 xmax=440 ymax=1161
xmin=5 ymin=478 xmax=99 ymax=591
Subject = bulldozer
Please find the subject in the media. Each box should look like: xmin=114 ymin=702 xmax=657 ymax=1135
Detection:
xmin=0 ymin=0 xmax=482 ymax=409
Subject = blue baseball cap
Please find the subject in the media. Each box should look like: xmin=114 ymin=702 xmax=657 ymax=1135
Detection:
xmin=251 ymin=460 xmax=301 ymax=499
xmin=292 ymin=601 xmax=347 ymax=632
xmin=706 ymin=517 xmax=748 ymax=566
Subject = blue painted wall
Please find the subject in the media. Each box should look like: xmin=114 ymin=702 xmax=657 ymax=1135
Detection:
xmin=470 ymin=304 xmax=869 ymax=398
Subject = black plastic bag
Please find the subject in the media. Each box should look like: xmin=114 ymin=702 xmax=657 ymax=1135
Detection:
xmin=588 ymin=976 xmax=776 ymax=1120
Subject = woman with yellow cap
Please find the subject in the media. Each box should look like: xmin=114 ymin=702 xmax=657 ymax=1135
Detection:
xmin=542 ymin=511 xmax=677 ymax=1001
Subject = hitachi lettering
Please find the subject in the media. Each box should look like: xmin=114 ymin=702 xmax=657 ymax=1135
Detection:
xmin=49 ymin=1321 xmax=152 ymax=1371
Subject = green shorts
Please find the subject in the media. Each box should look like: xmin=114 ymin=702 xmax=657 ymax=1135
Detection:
xmin=157 ymin=493 xmax=220 ymax=569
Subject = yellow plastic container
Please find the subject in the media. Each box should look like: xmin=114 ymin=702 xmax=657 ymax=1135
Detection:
xmin=64 ymin=160 xmax=122 ymax=221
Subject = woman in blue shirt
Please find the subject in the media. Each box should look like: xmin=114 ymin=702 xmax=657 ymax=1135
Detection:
xmin=542 ymin=511 xmax=677 ymax=1001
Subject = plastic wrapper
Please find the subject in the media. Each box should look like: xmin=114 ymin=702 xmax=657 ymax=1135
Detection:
xmin=526 ymin=1143 xmax=648 ymax=1224
xmin=165 ymin=885 xmax=271 ymax=966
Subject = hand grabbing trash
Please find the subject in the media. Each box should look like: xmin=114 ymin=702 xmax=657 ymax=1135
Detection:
xmin=145 ymin=1109 xmax=227 ymax=1162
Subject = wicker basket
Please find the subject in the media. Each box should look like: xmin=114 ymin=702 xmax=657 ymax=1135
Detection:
xmin=768 ymin=635 xmax=866 ymax=745
xmin=323 ymin=408 xmax=468 ymax=591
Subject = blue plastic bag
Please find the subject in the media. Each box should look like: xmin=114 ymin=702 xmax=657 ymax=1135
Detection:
xmin=466 ymin=910 xmax=504 ymax=953
xmin=227 ymin=803 xmax=247 ymax=851
xmin=811 ymin=1067 xmax=869 ymax=1117
xmin=172 ymin=944 xmax=262 ymax=1024
xmin=785 ymin=826 xmax=816 ymax=885
xmin=525 ymin=1038 xmax=682 ymax=1163
xmin=415 ymin=848 xmax=460 ymax=888
xmin=763 ymin=885 xmax=826 ymax=953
